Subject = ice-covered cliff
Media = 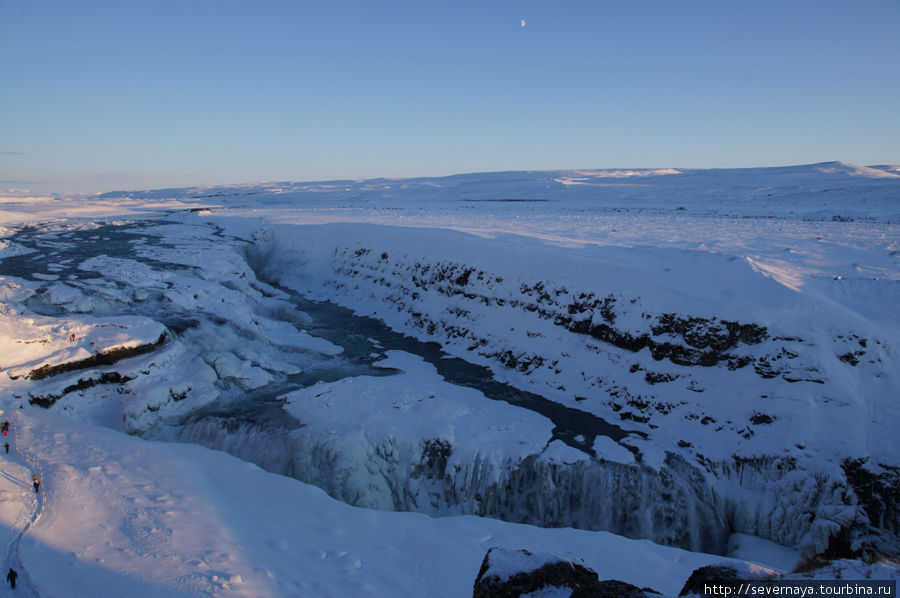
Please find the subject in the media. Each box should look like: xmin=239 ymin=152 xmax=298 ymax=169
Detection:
xmin=275 ymin=352 xmax=729 ymax=553
xmin=231 ymin=219 xmax=898 ymax=558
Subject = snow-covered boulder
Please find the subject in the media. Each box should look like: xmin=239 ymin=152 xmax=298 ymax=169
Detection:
xmin=678 ymin=562 xmax=775 ymax=596
xmin=472 ymin=547 xmax=661 ymax=598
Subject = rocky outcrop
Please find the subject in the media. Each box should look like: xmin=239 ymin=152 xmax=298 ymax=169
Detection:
xmin=677 ymin=559 xmax=900 ymax=595
xmin=334 ymin=252 xmax=771 ymax=371
xmin=26 ymin=332 xmax=167 ymax=381
xmin=678 ymin=564 xmax=771 ymax=596
xmin=841 ymin=458 xmax=900 ymax=558
xmin=28 ymin=371 xmax=135 ymax=408
xmin=317 ymin=244 xmax=835 ymax=440
xmin=473 ymin=548 xmax=660 ymax=598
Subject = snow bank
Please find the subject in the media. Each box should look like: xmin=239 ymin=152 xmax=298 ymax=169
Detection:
xmin=0 ymin=309 xmax=167 ymax=381
xmin=6 ymin=408 xmax=748 ymax=597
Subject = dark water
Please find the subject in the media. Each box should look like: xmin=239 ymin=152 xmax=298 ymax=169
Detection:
xmin=1 ymin=218 xmax=641 ymax=456
xmin=0 ymin=220 xmax=195 ymax=329
xmin=0 ymin=221 xmax=179 ymax=282
xmin=285 ymin=293 xmax=643 ymax=454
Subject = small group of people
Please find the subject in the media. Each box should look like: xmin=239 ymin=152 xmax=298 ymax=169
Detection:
xmin=0 ymin=421 xmax=38 ymax=492
xmin=2 ymin=416 xmax=39 ymax=590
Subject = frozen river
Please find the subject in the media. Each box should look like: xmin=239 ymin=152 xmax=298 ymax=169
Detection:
xmin=0 ymin=218 xmax=637 ymax=470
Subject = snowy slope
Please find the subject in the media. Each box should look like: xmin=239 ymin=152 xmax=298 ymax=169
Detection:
xmin=3 ymin=407 xmax=749 ymax=598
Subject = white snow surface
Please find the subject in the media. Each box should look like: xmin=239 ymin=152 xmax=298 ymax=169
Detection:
xmin=0 ymin=163 xmax=898 ymax=595
xmin=1 ymin=408 xmax=736 ymax=597
xmin=0 ymin=309 xmax=166 ymax=380
xmin=478 ymin=547 xmax=586 ymax=584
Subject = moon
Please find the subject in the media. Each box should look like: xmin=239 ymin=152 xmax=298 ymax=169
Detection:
xmin=521 ymin=19 xmax=526 ymax=28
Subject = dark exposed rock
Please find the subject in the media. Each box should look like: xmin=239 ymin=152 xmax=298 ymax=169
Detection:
xmin=652 ymin=314 xmax=767 ymax=351
xmin=781 ymin=376 xmax=824 ymax=385
xmin=352 ymin=253 xmax=771 ymax=371
xmin=749 ymin=413 xmax=775 ymax=425
xmin=415 ymin=438 xmax=452 ymax=479
xmin=753 ymin=359 xmax=779 ymax=378
xmin=842 ymin=458 xmax=900 ymax=557
xmin=473 ymin=548 xmax=662 ymax=598
xmin=168 ymin=386 xmax=190 ymax=402
xmin=456 ymin=267 xmax=476 ymax=286
xmin=473 ymin=548 xmax=599 ymax=598
xmin=27 ymin=332 xmax=167 ymax=381
xmin=726 ymin=356 xmax=752 ymax=370
xmin=679 ymin=564 xmax=770 ymax=596
xmin=572 ymin=579 xmax=660 ymax=597
xmin=29 ymin=371 xmax=136 ymax=408
xmin=27 ymin=392 xmax=61 ymax=409
xmin=679 ymin=564 xmax=740 ymax=594
xmin=645 ymin=371 xmax=678 ymax=384
xmin=838 ymin=352 xmax=863 ymax=366
xmin=555 ymin=314 xmax=763 ymax=368
xmin=619 ymin=412 xmax=650 ymax=423
xmin=486 ymin=350 xmax=545 ymax=374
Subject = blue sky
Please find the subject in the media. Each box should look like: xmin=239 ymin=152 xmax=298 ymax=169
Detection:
xmin=2 ymin=0 xmax=899 ymax=193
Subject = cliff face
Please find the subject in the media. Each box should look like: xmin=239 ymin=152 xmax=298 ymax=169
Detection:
xmin=243 ymin=223 xmax=898 ymax=558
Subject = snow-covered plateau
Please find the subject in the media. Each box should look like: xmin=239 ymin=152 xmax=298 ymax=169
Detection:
xmin=0 ymin=162 xmax=898 ymax=596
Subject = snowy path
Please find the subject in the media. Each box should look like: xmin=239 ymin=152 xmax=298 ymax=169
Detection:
xmin=0 ymin=416 xmax=40 ymax=597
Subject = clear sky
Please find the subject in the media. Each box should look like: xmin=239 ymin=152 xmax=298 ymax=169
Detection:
xmin=2 ymin=0 xmax=899 ymax=193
